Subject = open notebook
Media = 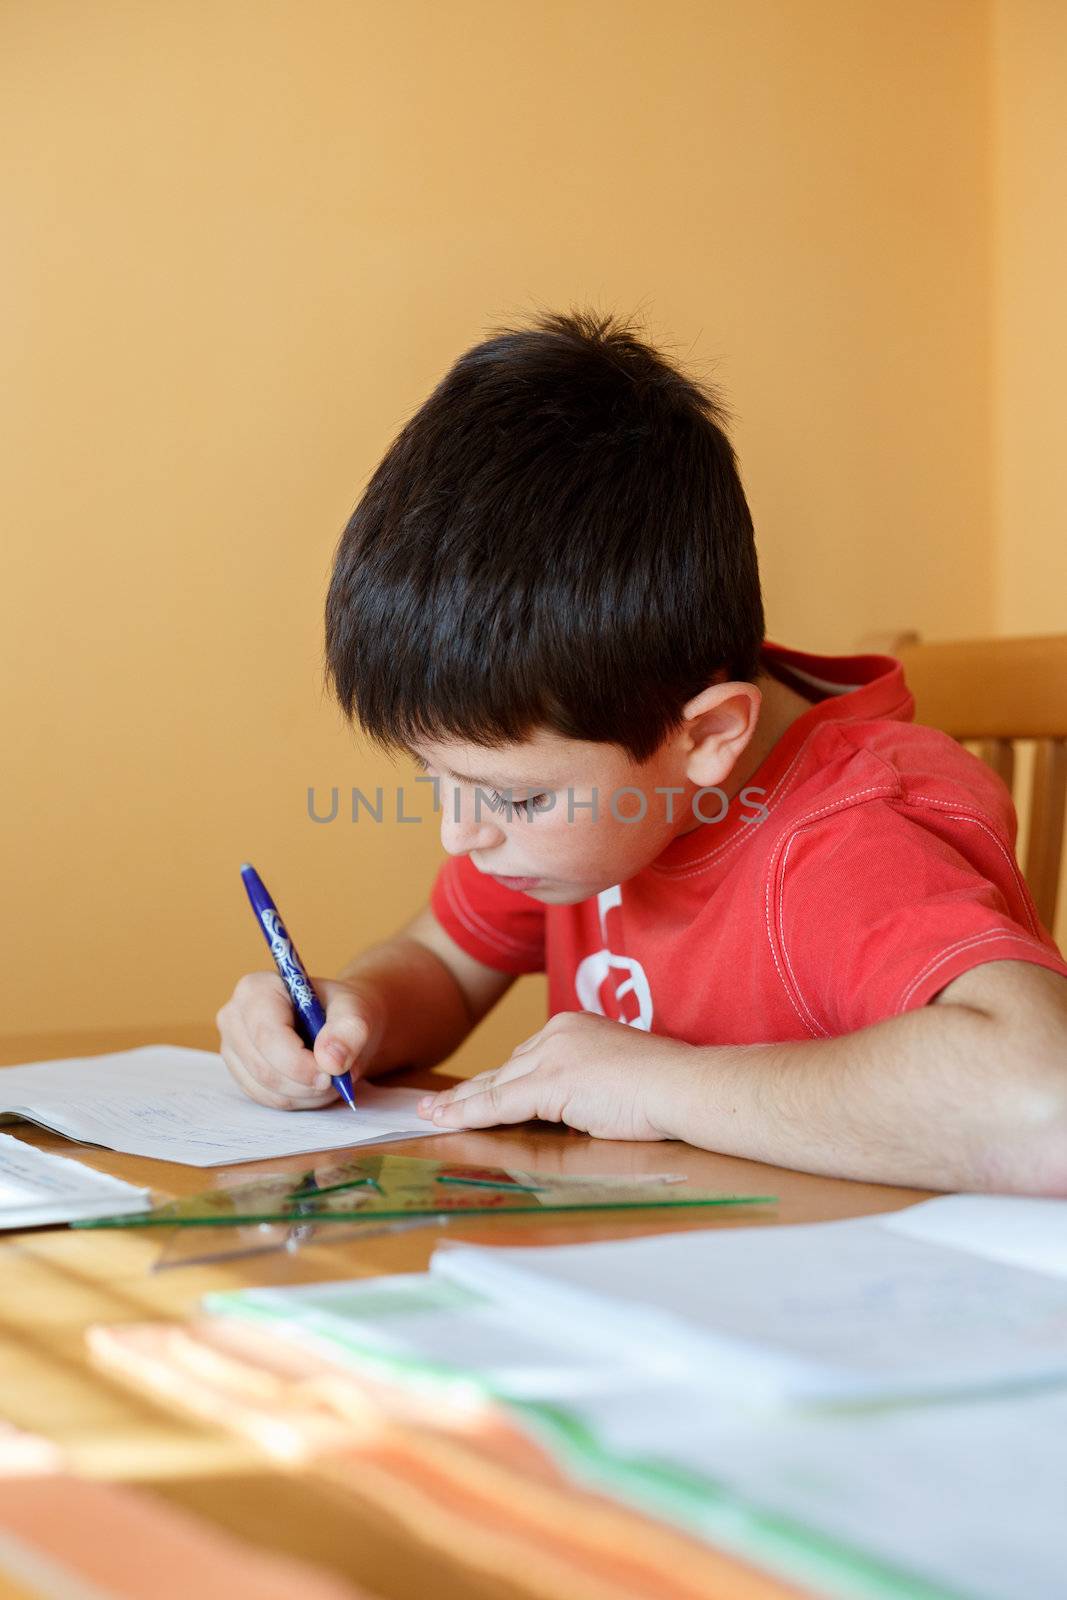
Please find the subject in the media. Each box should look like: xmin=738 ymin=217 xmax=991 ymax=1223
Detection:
xmin=0 ymin=1046 xmax=454 ymax=1166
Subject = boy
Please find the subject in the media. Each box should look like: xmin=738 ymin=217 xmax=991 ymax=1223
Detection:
xmin=217 ymin=310 xmax=1067 ymax=1192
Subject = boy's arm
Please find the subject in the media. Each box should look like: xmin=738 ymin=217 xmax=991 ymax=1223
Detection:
xmin=657 ymin=959 xmax=1067 ymax=1192
xmin=421 ymin=960 xmax=1067 ymax=1195
xmin=328 ymin=904 xmax=516 ymax=1076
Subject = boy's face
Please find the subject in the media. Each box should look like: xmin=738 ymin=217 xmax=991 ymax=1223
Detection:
xmin=410 ymin=713 xmax=747 ymax=905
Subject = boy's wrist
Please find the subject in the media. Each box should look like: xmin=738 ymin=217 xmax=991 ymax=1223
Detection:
xmin=647 ymin=1041 xmax=759 ymax=1146
xmin=644 ymin=1042 xmax=715 ymax=1142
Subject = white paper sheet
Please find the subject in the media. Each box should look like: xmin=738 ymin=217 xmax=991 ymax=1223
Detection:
xmin=0 ymin=1047 xmax=454 ymax=1167
xmin=209 ymin=1274 xmax=628 ymax=1402
xmin=209 ymin=1268 xmax=1067 ymax=1600
xmin=881 ymin=1193 xmax=1067 ymax=1277
xmin=556 ymin=1371 xmax=1067 ymax=1600
xmin=0 ymin=1130 xmax=151 ymax=1227
xmin=432 ymin=1207 xmax=1067 ymax=1403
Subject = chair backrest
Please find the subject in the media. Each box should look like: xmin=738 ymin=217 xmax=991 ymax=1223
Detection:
xmin=867 ymin=632 xmax=1067 ymax=932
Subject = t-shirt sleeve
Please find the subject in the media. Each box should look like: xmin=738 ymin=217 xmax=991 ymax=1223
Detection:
xmin=771 ymin=797 xmax=1067 ymax=1037
xmin=429 ymin=853 xmax=546 ymax=974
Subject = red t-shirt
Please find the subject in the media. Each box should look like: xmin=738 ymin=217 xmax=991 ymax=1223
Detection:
xmin=430 ymin=642 xmax=1067 ymax=1044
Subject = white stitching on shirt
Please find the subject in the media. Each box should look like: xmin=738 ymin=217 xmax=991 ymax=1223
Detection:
xmin=767 ymin=784 xmax=897 ymax=1035
xmin=441 ymin=872 xmax=543 ymax=960
xmin=895 ymin=929 xmax=1045 ymax=1012
xmin=770 ymin=778 xmax=1044 ymax=1032
xmin=762 ymin=903 xmax=818 ymax=1036
xmin=442 ymin=875 xmax=512 ymax=955
xmin=906 ymin=797 xmax=1038 ymax=936
xmin=776 ymin=831 xmax=831 ymax=1037
xmin=451 ymin=869 xmax=544 ymax=952
xmin=654 ymin=695 xmax=913 ymax=882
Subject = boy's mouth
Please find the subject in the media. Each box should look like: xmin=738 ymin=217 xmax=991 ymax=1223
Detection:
xmin=489 ymin=873 xmax=543 ymax=890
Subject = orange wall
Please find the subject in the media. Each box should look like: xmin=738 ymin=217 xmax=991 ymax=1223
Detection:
xmin=991 ymin=0 xmax=1067 ymax=636
xmin=1 ymin=2 xmax=1000 ymax=1054
xmin=990 ymin=0 xmax=1067 ymax=946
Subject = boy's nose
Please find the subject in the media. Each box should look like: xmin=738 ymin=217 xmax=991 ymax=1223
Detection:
xmin=440 ymin=793 xmax=506 ymax=857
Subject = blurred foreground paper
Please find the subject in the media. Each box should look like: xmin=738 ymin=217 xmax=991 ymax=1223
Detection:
xmin=432 ymin=1200 xmax=1067 ymax=1405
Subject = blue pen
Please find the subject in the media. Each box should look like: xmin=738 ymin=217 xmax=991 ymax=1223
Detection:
xmin=239 ymin=863 xmax=357 ymax=1112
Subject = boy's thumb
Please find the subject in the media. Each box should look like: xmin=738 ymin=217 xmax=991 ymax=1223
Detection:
xmin=315 ymin=999 xmax=369 ymax=1075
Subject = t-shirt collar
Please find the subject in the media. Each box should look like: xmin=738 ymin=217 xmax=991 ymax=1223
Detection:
xmin=649 ymin=640 xmax=913 ymax=874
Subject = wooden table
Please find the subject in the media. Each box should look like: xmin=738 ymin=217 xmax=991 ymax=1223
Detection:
xmin=0 ymin=1026 xmax=931 ymax=1600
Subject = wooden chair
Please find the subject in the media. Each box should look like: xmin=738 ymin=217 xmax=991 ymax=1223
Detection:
xmin=862 ymin=632 xmax=1067 ymax=931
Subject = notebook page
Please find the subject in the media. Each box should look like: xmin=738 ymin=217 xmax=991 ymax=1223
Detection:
xmin=0 ymin=1047 xmax=453 ymax=1166
xmin=0 ymin=1130 xmax=151 ymax=1227
xmin=880 ymin=1193 xmax=1067 ymax=1277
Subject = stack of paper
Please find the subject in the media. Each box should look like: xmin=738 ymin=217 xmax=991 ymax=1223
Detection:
xmin=0 ymin=1131 xmax=150 ymax=1229
xmin=0 ymin=1046 xmax=454 ymax=1166
xmin=431 ymin=1197 xmax=1067 ymax=1403
xmin=204 ymin=1195 xmax=1067 ymax=1600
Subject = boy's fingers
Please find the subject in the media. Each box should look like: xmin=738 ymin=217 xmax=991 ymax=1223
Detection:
xmin=221 ymin=1046 xmax=333 ymax=1111
xmin=221 ymin=972 xmax=348 ymax=1108
xmin=431 ymin=1077 xmax=537 ymax=1129
xmin=314 ymin=987 xmax=372 ymax=1076
xmin=246 ymin=1015 xmax=324 ymax=1088
xmin=230 ymin=975 xmax=325 ymax=1089
xmin=429 ymin=1070 xmax=498 ymax=1105
xmin=433 ymin=1072 xmax=502 ymax=1108
xmin=426 ymin=1053 xmax=538 ymax=1109
xmin=230 ymin=1010 xmax=333 ymax=1099
xmin=220 ymin=1046 xmax=283 ymax=1108
xmin=509 ymin=1029 xmax=546 ymax=1058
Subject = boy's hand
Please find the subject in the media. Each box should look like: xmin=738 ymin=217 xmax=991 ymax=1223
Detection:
xmin=417 ymin=1012 xmax=695 ymax=1141
xmin=217 ymin=973 xmax=385 ymax=1110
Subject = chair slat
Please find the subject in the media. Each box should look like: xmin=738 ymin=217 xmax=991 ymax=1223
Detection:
xmin=1025 ymin=739 xmax=1067 ymax=932
xmin=975 ymin=738 xmax=1015 ymax=791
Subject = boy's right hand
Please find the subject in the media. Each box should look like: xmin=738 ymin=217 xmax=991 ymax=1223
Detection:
xmin=216 ymin=973 xmax=384 ymax=1110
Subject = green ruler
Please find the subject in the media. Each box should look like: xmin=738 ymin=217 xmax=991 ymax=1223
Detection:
xmin=74 ymin=1153 xmax=775 ymax=1229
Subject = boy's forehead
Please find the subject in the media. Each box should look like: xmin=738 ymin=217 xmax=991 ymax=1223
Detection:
xmin=407 ymin=729 xmax=635 ymax=786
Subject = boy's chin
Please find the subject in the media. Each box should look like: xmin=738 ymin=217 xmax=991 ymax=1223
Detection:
xmin=527 ymin=880 xmax=612 ymax=906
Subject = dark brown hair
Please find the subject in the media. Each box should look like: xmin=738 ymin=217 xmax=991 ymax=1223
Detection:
xmin=325 ymin=309 xmax=764 ymax=762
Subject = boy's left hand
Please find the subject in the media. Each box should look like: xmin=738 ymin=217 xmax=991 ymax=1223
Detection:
xmin=417 ymin=1012 xmax=695 ymax=1141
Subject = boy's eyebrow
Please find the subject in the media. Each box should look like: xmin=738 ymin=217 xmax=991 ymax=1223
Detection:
xmin=410 ymin=752 xmax=554 ymax=791
xmin=455 ymin=768 xmax=533 ymax=789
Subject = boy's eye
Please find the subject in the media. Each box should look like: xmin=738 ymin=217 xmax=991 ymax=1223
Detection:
xmin=489 ymin=790 xmax=551 ymax=819
xmin=412 ymin=759 xmax=550 ymax=820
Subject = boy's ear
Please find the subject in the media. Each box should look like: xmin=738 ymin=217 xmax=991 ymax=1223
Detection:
xmin=679 ymin=681 xmax=762 ymax=788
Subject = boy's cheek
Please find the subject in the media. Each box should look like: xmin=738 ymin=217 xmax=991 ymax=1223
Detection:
xmin=540 ymin=821 xmax=665 ymax=885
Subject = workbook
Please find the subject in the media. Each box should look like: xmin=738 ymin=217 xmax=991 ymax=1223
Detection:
xmin=210 ymin=1197 xmax=1067 ymax=1407
xmin=203 ymin=1195 xmax=1067 ymax=1600
xmin=0 ymin=1046 xmax=453 ymax=1166
xmin=431 ymin=1196 xmax=1067 ymax=1404
xmin=0 ymin=1130 xmax=150 ymax=1228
